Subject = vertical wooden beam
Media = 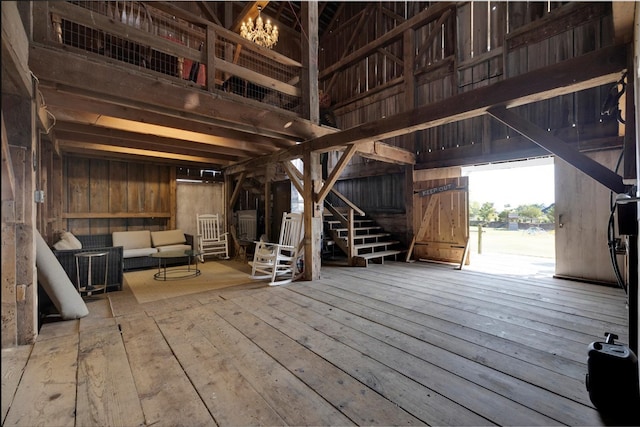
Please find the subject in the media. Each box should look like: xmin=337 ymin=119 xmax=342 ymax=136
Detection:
xmin=4 ymin=89 xmax=38 ymax=345
xmin=301 ymin=1 xmax=319 ymax=124
xmin=167 ymin=166 xmax=176 ymax=230
xmin=403 ymin=28 xmax=416 ymax=247
xmin=482 ymin=115 xmax=492 ymax=155
xmin=224 ymin=173 xmax=233 ymax=251
xmin=1 ymin=112 xmax=17 ymax=348
xmin=348 ymin=208 xmax=355 ymax=265
xmin=206 ymin=26 xmax=216 ymax=92
xmin=265 ymin=165 xmax=274 ymax=239
xmin=303 ymin=150 xmax=322 ymax=280
xmin=50 ymin=151 xmax=63 ymax=233
xmin=301 ymin=1 xmax=321 ymax=281
xmin=31 ymin=1 xmax=50 ymax=45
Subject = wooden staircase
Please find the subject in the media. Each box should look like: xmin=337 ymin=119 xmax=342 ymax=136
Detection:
xmin=323 ymin=209 xmax=404 ymax=267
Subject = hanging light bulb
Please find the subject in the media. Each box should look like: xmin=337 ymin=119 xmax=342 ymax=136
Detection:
xmin=240 ymin=6 xmax=278 ymax=49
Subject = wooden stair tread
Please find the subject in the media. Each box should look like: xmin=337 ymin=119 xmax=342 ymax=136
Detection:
xmin=355 ymin=241 xmax=400 ymax=250
xmin=332 ymin=226 xmax=382 ymax=233
xmin=326 ymin=219 xmax=374 ymax=225
xmin=357 ymin=250 xmax=403 ymax=260
xmin=353 ymin=233 xmax=391 ymax=240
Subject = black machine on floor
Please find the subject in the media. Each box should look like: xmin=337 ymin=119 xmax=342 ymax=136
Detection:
xmin=586 ymin=332 xmax=640 ymax=423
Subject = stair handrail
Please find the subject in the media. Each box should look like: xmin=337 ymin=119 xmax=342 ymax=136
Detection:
xmin=324 ymin=201 xmax=349 ymax=229
xmin=329 ymin=188 xmax=365 ymax=217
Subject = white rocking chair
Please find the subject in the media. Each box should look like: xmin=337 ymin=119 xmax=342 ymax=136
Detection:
xmin=236 ymin=210 xmax=257 ymax=242
xmin=250 ymin=212 xmax=304 ymax=286
xmin=196 ymin=213 xmax=229 ymax=262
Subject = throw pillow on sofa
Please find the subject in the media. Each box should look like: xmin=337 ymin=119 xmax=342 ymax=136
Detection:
xmin=151 ymin=230 xmax=192 ymax=253
xmin=53 ymin=231 xmax=83 ymax=250
xmin=150 ymin=229 xmax=186 ymax=247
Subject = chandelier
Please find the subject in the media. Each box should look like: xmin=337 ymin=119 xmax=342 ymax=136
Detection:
xmin=240 ymin=6 xmax=279 ymax=49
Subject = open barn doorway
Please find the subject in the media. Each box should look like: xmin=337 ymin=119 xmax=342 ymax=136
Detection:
xmin=461 ymin=157 xmax=556 ymax=276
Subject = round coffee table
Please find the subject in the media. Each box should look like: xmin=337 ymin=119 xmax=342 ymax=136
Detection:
xmin=150 ymin=250 xmax=203 ymax=281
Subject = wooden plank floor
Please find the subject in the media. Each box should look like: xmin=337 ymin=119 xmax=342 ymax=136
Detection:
xmin=2 ymin=259 xmax=632 ymax=426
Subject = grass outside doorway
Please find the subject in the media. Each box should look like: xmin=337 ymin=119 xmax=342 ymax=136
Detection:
xmin=469 ymin=227 xmax=555 ymax=259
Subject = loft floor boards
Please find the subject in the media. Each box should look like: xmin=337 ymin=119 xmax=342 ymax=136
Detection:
xmin=2 ymin=261 xmax=630 ymax=426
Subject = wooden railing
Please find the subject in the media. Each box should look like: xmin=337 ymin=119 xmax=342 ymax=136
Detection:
xmin=40 ymin=1 xmax=303 ymax=113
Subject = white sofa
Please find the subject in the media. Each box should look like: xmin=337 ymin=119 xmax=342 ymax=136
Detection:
xmin=112 ymin=229 xmax=193 ymax=270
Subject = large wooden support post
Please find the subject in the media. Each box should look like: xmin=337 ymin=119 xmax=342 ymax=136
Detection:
xmin=301 ymin=1 xmax=321 ymax=280
xmin=348 ymin=208 xmax=356 ymax=266
xmin=303 ymin=151 xmax=322 ymax=280
xmin=4 ymin=95 xmax=38 ymax=345
xmin=224 ymin=173 xmax=234 ymax=251
xmin=301 ymin=1 xmax=319 ymax=124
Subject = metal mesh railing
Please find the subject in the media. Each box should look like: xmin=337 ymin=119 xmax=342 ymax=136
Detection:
xmin=54 ymin=1 xmax=301 ymax=113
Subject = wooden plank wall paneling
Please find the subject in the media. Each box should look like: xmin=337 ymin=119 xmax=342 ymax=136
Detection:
xmin=63 ymin=157 xmax=173 ymax=235
xmin=330 ymin=3 xmax=617 ymax=174
xmin=109 ymin=161 xmax=128 ymax=214
xmin=126 ymin=162 xmax=145 ymax=215
xmin=89 ymin=158 xmax=110 ymax=234
xmin=49 ymin=144 xmax=64 ymax=240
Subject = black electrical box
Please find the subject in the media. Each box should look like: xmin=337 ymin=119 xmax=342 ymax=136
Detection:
xmin=617 ymin=201 xmax=638 ymax=236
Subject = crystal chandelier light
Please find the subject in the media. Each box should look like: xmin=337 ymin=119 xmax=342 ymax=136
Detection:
xmin=240 ymin=6 xmax=279 ymax=49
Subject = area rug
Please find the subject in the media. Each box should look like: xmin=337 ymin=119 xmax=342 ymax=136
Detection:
xmin=124 ymin=260 xmax=255 ymax=304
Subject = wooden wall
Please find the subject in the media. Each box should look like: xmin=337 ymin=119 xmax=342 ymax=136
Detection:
xmin=59 ymin=157 xmax=175 ymax=238
xmin=321 ymin=2 xmax=620 ymax=273
xmin=326 ymin=2 xmax=617 ymax=174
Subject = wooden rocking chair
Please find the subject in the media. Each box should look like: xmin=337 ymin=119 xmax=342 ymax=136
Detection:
xmin=196 ymin=213 xmax=229 ymax=262
xmin=250 ymin=212 xmax=304 ymax=286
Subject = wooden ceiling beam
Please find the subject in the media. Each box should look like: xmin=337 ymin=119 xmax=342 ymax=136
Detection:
xmin=51 ymin=109 xmax=278 ymax=156
xmin=356 ymin=141 xmax=416 ymax=165
xmin=225 ymin=43 xmax=628 ymax=175
xmin=1 ymin=1 xmax=31 ymax=98
xmin=197 ymin=1 xmax=222 ymax=26
xmin=39 ymin=86 xmax=295 ymax=148
xmin=56 ymin=122 xmax=251 ymax=159
xmin=612 ymin=2 xmax=636 ymax=44
xmin=57 ymin=141 xmax=226 ymax=167
xmin=487 ymin=106 xmax=628 ymax=194
xmin=29 ymin=45 xmax=329 ymax=141
xmin=231 ymin=2 xmax=269 ymax=32
xmin=54 ymin=127 xmax=246 ymax=161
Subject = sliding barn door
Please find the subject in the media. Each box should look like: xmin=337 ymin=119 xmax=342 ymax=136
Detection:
xmin=412 ymin=176 xmax=469 ymax=264
xmin=555 ymin=151 xmax=620 ymax=284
